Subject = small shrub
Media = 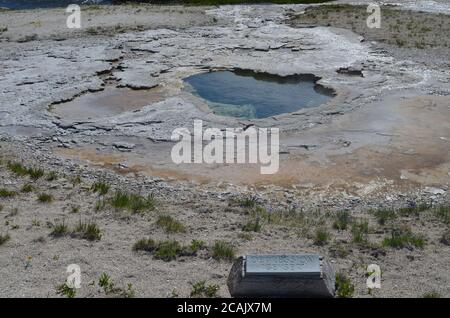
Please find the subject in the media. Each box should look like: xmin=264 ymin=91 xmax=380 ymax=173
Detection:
xmin=153 ymin=240 xmax=182 ymax=262
xmin=190 ymin=280 xmax=220 ymax=298
xmin=335 ymin=273 xmax=355 ymax=298
xmin=382 ymin=227 xmax=425 ymax=249
xmin=0 ymin=188 xmax=16 ymax=198
xmin=332 ymin=211 xmax=352 ymax=230
xmin=91 ymin=181 xmax=110 ymax=195
xmin=133 ymin=238 xmax=157 ymax=252
xmin=0 ymin=233 xmax=11 ymax=246
xmin=38 ymin=193 xmax=53 ymax=203
xmin=56 ymin=283 xmax=76 ymax=298
xmin=314 ymin=227 xmax=330 ymax=246
xmin=51 ymin=221 xmax=68 ymax=237
xmin=181 ymin=239 xmax=206 ymax=256
xmin=211 ymin=241 xmax=235 ymax=261
xmin=156 ymin=215 xmax=186 ymax=233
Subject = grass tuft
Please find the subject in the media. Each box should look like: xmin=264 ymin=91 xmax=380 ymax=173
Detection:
xmin=27 ymin=167 xmax=44 ymax=180
xmin=21 ymin=184 xmax=34 ymax=193
xmin=332 ymin=211 xmax=352 ymax=230
xmin=372 ymin=208 xmax=396 ymax=225
xmin=46 ymin=171 xmax=58 ymax=181
xmin=335 ymin=272 xmax=355 ymax=298
xmin=133 ymin=238 xmax=185 ymax=262
xmin=133 ymin=238 xmax=157 ymax=252
xmin=38 ymin=193 xmax=53 ymax=203
xmin=0 ymin=188 xmax=16 ymax=198
xmin=181 ymin=239 xmax=206 ymax=256
xmin=56 ymin=283 xmax=76 ymax=298
xmin=397 ymin=202 xmax=431 ymax=217
xmin=434 ymin=205 xmax=450 ymax=223
xmin=0 ymin=233 xmax=11 ymax=246
xmin=153 ymin=240 xmax=182 ymax=262
xmin=7 ymin=161 xmax=28 ymax=176
xmin=190 ymin=280 xmax=220 ymax=298
xmin=91 ymin=181 xmax=110 ymax=195
xmin=211 ymin=241 xmax=235 ymax=261
xmin=313 ymin=227 xmax=330 ymax=246
xmin=351 ymin=220 xmax=369 ymax=244
xmin=230 ymin=195 xmax=257 ymax=208
xmin=156 ymin=215 xmax=186 ymax=233
xmin=382 ymin=227 xmax=425 ymax=249
xmin=73 ymin=221 xmax=102 ymax=241
xmin=51 ymin=221 xmax=68 ymax=237
xmin=242 ymin=218 xmax=262 ymax=232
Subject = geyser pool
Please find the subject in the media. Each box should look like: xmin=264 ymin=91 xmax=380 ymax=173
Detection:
xmin=184 ymin=70 xmax=334 ymax=119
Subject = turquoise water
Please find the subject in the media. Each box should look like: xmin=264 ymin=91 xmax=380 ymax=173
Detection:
xmin=184 ymin=70 xmax=333 ymax=119
xmin=0 ymin=1 xmax=110 ymax=9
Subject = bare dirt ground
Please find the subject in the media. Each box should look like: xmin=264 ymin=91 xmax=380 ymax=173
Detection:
xmin=0 ymin=3 xmax=449 ymax=298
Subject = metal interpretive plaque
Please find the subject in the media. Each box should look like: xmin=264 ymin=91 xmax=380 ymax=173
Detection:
xmin=245 ymin=254 xmax=321 ymax=278
xmin=227 ymin=254 xmax=335 ymax=298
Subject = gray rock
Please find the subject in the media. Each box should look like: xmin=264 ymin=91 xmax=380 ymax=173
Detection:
xmin=227 ymin=254 xmax=335 ymax=298
xmin=424 ymin=187 xmax=445 ymax=195
xmin=112 ymin=141 xmax=135 ymax=150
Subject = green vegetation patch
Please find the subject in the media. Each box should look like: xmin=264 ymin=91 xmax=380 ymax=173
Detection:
xmin=211 ymin=240 xmax=235 ymax=261
xmin=110 ymin=191 xmax=155 ymax=214
xmin=382 ymin=227 xmax=425 ymax=249
xmin=190 ymin=280 xmax=220 ymax=298
xmin=335 ymin=272 xmax=355 ymax=298
xmin=156 ymin=215 xmax=186 ymax=233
